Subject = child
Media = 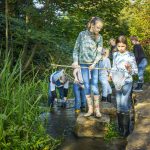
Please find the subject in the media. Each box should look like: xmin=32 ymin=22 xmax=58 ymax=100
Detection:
xmin=72 ymin=17 xmax=104 ymax=118
xmin=73 ymin=67 xmax=86 ymax=114
xmin=48 ymin=69 xmax=69 ymax=108
xmin=99 ymin=48 xmax=112 ymax=102
xmin=109 ymin=38 xmax=117 ymax=60
xmin=130 ymin=36 xmax=148 ymax=92
xmin=111 ymin=35 xmax=138 ymax=137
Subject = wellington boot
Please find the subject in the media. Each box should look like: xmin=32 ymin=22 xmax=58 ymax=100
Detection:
xmin=107 ymin=94 xmax=111 ymax=103
xmin=94 ymin=97 xmax=102 ymax=118
xmin=84 ymin=97 xmax=93 ymax=117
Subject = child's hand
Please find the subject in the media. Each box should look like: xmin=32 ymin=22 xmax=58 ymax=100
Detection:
xmin=72 ymin=62 xmax=80 ymax=69
xmin=74 ymin=79 xmax=79 ymax=84
xmin=80 ymin=84 xmax=85 ymax=89
xmin=125 ymin=63 xmax=132 ymax=72
xmin=108 ymin=75 xmax=112 ymax=81
xmin=89 ymin=64 xmax=95 ymax=70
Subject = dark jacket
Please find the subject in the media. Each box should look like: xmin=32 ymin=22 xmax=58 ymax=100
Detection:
xmin=133 ymin=44 xmax=146 ymax=65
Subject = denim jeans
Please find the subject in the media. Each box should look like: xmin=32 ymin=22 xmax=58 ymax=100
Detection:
xmin=80 ymin=64 xmax=99 ymax=95
xmin=116 ymin=82 xmax=132 ymax=112
xmin=48 ymin=85 xmax=65 ymax=106
xmin=99 ymin=75 xmax=112 ymax=97
xmin=73 ymin=83 xmax=86 ymax=109
xmin=138 ymin=58 xmax=148 ymax=83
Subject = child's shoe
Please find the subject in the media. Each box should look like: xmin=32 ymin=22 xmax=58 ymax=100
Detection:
xmin=133 ymin=84 xmax=143 ymax=92
xmin=75 ymin=109 xmax=80 ymax=115
xmin=133 ymin=82 xmax=143 ymax=92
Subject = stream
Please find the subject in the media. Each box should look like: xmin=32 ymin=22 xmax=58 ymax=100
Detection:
xmin=41 ymin=99 xmax=127 ymax=150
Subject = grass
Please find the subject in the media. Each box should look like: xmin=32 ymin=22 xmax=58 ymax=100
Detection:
xmin=104 ymin=122 xmax=120 ymax=142
xmin=0 ymin=54 xmax=61 ymax=149
xmin=144 ymin=64 xmax=150 ymax=82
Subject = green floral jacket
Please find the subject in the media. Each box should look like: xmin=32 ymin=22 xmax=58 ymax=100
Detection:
xmin=73 ymin=30 xmax=103 ymax=65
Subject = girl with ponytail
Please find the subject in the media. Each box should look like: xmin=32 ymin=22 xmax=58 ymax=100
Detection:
xmin=72 ymin=17 xmax=103 ymax=117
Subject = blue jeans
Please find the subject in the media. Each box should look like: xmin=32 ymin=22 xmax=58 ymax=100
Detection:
xmin=73 ymin=83 xmax=86 ymax=109
xmin=138 ymin=58 xmax=148 ymax=83
xmin=99 ymin=75 xmax=112 ymax=97
xmin=80 ymin=64 xmax=99 ymax=95
xmin=116 ymin=82 xmax=132 ymax=112
xmin=48 ymin=85 xmax=65 ymax=106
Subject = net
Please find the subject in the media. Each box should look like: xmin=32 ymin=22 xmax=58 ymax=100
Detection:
xmin=111 ymin=70 xmax=126 ymax=91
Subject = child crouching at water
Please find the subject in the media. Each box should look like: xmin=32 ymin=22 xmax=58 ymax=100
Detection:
xmin=48 ymin=69 xmax=69 ymax=108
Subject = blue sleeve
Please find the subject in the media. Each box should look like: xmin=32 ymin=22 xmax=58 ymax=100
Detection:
xmin=106 ymin=58 xmax=111 ymax=73
xmin=52 ymin=70 xmax=64 ymax=82
xmin=106 ymin=58 xmax=111 ymax=68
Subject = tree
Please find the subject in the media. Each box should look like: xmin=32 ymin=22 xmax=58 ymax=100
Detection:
xmin=119 ymin=0 xmax=150 ymax=41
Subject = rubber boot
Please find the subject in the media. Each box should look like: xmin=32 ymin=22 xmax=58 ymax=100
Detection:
xmin=94 ymin=97 xmax=102 ymax=118
xmin=122 ymin=112 xmax=130 ymax=137
xmin=107 ymin=94 xmax=111 ymax=103
xmin=101 ymin=96 xmax=107 ymax=102
xmin=117 ymin=112 xmax=124 ymax=136
xmin=84 ymin=97 xmax=94 ymax=117
xmin=133 ymin=82 xmax=143 ymax=92
xmin=48 ymin=96 xmax=54 ymax=107
xmin=48 ymin=91 xmax=56 ymax=107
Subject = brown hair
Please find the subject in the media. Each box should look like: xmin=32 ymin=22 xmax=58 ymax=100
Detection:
xmin=102 ymin=48 xmax=110 ymax=58
xmin=87 ymin=16 xmax=103 ymax=30
xmin=109 ymin=38 xmax=116 ymax=42
xmin=116 ymin=35 xmax=128 ymax=46
xmin=130 ymin=36 xmax=138 ymax=41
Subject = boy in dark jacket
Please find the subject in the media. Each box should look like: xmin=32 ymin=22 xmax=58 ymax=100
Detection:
xmin=130 ymin=36 xmax=148 ymax=92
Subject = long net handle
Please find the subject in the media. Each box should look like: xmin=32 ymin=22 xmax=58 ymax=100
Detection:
xmin=51 ymin=64 xmax=111 ymax=70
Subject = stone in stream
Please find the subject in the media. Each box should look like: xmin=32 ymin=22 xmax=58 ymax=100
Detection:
xmin=100 ymin=102 xmax=117 ymax=116
xmin=74 ymin=113 xmax=110 ymax=138
xmin=126 ymin=84 xmax=150 ymax=150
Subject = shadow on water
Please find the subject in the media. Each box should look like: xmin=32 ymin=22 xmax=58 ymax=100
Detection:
xmin=40 ymin=100 xmax=127 ymax=150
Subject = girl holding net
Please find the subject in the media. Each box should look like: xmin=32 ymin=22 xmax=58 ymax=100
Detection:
xmin=111 ymin=35 xmax=138 ymax=137
xmin=72 ymin=17 xmax=103 ymax=118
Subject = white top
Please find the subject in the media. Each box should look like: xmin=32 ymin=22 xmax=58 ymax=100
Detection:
xmin=50 ymin=71 xmax=69 ymax=91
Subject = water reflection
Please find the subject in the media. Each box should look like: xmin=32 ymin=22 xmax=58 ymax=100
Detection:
xmin=41 ymin=100 xmax=127 ymax=150
xmin=61 ymin=137 xmax=126 ymax=150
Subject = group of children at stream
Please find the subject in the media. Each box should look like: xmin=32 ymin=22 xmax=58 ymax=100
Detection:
xmin=48 ymin=17 xmax=148 ymax=137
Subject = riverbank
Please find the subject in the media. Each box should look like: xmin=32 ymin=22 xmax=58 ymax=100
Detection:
xmin=126 ymin=83 xmax=150 ymax=150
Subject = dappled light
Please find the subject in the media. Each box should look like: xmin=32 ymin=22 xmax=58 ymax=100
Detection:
xmin=0 ymin=0 xmax=149 ymax=149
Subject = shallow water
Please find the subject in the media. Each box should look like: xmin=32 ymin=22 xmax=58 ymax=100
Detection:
xmin=41 ymin=100 xmax=127 ymax=150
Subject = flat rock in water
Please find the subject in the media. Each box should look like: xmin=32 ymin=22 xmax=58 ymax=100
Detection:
xmin=74 ymin=113 xmax=110 ymax=138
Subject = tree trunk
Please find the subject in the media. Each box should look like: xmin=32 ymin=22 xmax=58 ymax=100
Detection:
xmin=5 ymin=0 xmax=8 ymax=55
xmin=22 ymin=44 xmax=38 ymax=72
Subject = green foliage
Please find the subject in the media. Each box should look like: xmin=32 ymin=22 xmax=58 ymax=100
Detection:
xmin=0 ymin=0 xmax=131 ymax=73
xmin=144 ymin=65 xmax=150 ymax=82
xmin=0 ymin=53 xmax=61 ymax=149
xmin=119 ymin=0 xmax=150 ymax=41
xmin=1 ymin=0 xmax=150 ymax=148
xmin=104 ymin=122 xmax=120 ymax=142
